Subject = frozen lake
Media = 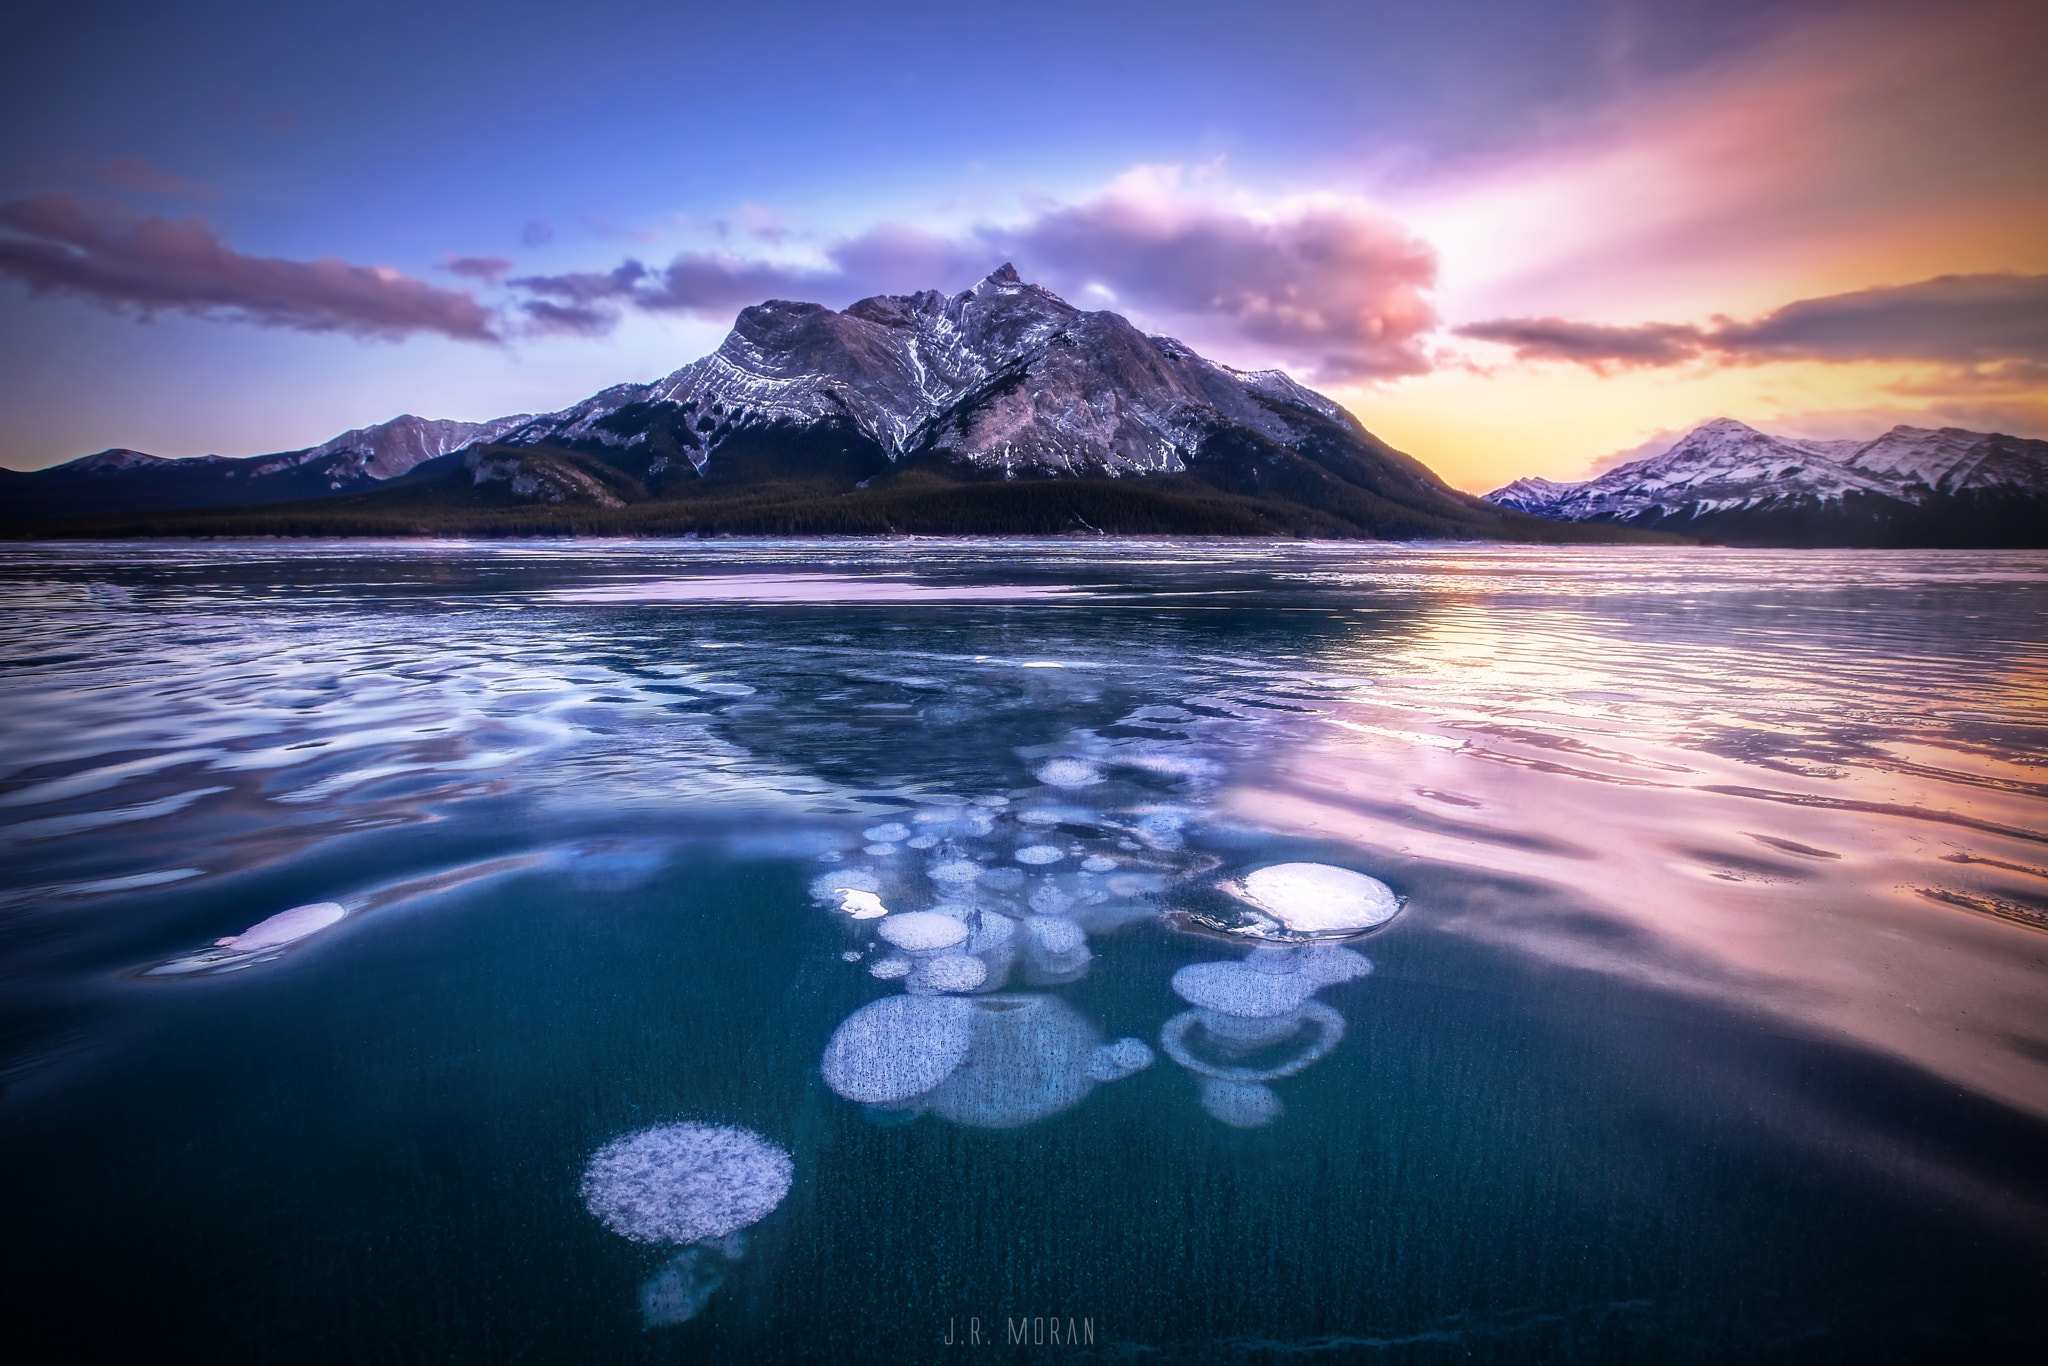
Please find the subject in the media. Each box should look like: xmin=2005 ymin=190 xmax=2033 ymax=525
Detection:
xmin=2 ymin=539 xmax=2044 ymax=1362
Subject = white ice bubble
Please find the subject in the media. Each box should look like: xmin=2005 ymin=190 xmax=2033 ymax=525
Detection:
xmin=906 ymin=834 xmax=939 ymax=849
xmin=869 ymin=953 xmax=912 ymax=980
xmin=1299 ymin=945 xmax=1374 ymax=987
xmin=213 ymin=902 xmax=346 ymax=953
xmin=923 ymin=994 xmax=1097 ymax=1128
xmin=1035 ymin=759 xmax=1103 ymax=788
xmin=1229 ymin=863 xmax=1401 ymax=935
xmin=863 ymin=844 xmax=897 ymax=857
xmin=928 ymin=860 xmax=981 ymax=885
xmin=1086 ymin=1037 xmax=1155 ymax=1080
xmin=841 ymin=951 xmax=862 ymax=963
xmin=821 ymin=994 xmax=975 ymax=1103
xmin=581 ymin=1123 xmax=793 ymax=1245
xmin=1023 ymin=916 xmax=1086 ymax=955
xmin=1198 ymin=1078 xmax=1284 ymax=1128
xmin=639 ymin=1247 xmax=727 ymax=1327
xmin=1018 ymin=809 xmax=1063 ymax=826
xmin=1170 ymin=961 xmax=1316 ymax=1018
xmin=909 ymin=953 xmax=988 ymax=995
xmin=1015 ymin=845 xmax=1064 ymax=865
xmin=877 ymin=911 xmax=970 ymax=952
xmin=1081 ymin=856 xmax=1118 ymax=873
xmin=863 ymin=823 xmax=911 ymax=843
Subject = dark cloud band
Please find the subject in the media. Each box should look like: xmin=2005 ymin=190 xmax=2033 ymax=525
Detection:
xmin=1457 ymin=273 xmax=2048 ymax=371
xmin=0 ymin=194 xmax=498 ymax=342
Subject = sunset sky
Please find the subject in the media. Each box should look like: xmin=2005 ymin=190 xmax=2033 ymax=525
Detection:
xmin=3 ymin=0 xmax=2042 ymax=490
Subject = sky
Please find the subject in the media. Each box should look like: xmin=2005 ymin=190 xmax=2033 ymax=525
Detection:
xmin=2 ymin=0 xmax=2043 ymax=491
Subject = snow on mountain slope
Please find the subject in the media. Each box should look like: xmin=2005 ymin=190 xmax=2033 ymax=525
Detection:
xmin=1483 ymin=419 xmax=2048 ymax=525
xmin=497 ymin=265 xmax=1367 ymax=478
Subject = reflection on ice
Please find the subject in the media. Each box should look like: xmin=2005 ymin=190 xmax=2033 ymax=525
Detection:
xmin=145 ymin=901 xmax=348 ymax=976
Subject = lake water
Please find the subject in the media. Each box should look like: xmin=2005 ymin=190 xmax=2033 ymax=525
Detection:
xmin=2 ymin=539 xmax=2044 ymax=1363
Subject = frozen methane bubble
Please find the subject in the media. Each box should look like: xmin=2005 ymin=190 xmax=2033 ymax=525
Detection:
xmin=877 ymin=911 xmax=970 ymax=952
xmin=1198 ymin=1078 xmax=1285 ymax=1128
xmin=909 ymin=953 xmax=988 ymax=995
xmin=863 ymin=844 xmax=897 ymax=857
xmin=1035 ymin=759 xmax=1103 ymax=788
xmin=863 ymin=823 xmax=911 ymax=843
xmin=1086 ymin=1037 xmax=1156 ymax=1080
xmin=214 ymin=902 xmax=346 ymax=953
xmin=639 ymin=1246 xmax=728 ymax=1327
xmin=925 ymin=994 xmax=1098 ymax=1128
xmin=1170 ymin=961 xmax=1317 ymax=1018
xmin=1299 ymin=945 xmax=1373 ymax=987
xmin=821 ymin=994 xmax=975 ymax=1103
xmin=1230 ymin=863 xmax=1401 ymax=935
xmin=1081 ymin=856 xmax=1118 ymax=873
xmin=1023 ymin=915 xmax=1086 ymax=955
xmin=928 ymin=859 xmax=981 ymax=885
xmin=869 ymin=954 xmax=912 ymax=980
xmin=906 ymin=834 xmax=939 ymax=849
xmin=1016 ymin=845 xmax=1065 ymax=865
xmin=580 ymin=1123 xmax=793 ymax=1245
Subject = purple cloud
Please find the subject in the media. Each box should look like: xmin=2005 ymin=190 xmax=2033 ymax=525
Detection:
xmin=1453 ymin=318 xmax=1706 ymax=371
xmin=445 ymin=254 xmax=514 ymax=282
xmin=504 ymin=191 xmax=1439 ymax=380
xmin=0 ymin=193 xmax=498 ymax=342
xmin=1459 ymin=273 xmax=2048 ymax=371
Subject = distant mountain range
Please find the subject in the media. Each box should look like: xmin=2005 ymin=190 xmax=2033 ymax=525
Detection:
xmin=1485 ymin=418 xmax=2048 ymax=547
xmin=0 ymin=413 xmax=532 ymax=524
xmin=0 ymin=267 xmax=1640 ymax=542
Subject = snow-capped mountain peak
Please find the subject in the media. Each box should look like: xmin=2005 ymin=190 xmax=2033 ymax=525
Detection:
xmin=1481 ymin=417 xmax=2048 ymax=544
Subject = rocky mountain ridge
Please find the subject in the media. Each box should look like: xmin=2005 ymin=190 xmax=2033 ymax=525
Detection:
xmin=1484 ymin=418 xmax=2048 ymax=546
xmin=4 ymin=267 xmax=1642 ymax=541
xmin=3 ymin=412 xmax=531 ymax=521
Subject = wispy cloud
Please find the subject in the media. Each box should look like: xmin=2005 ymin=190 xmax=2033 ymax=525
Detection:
xmin=1457 ymin=273 xmax=2048 ymax=372
xmin=0 ymin=193 xmax=498 ymax=342
xmin=443 ymin=254 xmax=514 ymax=283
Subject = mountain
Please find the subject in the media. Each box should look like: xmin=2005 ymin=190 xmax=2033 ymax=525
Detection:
xmin=4 ymin=267 xmax=1656 ymax=541
xmin=1483 ymin=418 xmax=2048 ymax=547
xmin=0 ymin=412 xmax=531 ymax=522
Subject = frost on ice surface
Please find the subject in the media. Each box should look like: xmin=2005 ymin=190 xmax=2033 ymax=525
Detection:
xmin=581 ymin=1123 xmax=793 ymax=1246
